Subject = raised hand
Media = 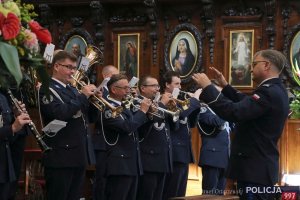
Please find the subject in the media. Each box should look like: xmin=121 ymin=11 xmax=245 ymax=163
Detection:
xmin=209 ymin=67 xmax=228 ymax=88
xmin=192 ymin=73 xmax=211 ymax=89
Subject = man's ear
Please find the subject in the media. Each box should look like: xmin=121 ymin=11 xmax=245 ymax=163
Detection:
xmin=165 ymin=82 xmax=170 ymax=90
xmin=53 ymin=63 xmax=59 ymax=72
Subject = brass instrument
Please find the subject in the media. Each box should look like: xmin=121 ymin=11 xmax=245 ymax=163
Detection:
xmin=71 ymin=45 xmax=102 ymax=87
xmin=172 ymin=90 xmax=191 ymax=110
xmin=125 ymin=95 xmax=180 ymax=122
xmin=7 ymin=89 xmax=51 ymax=153
xmin=71 ymin=76 xmax=105 ymax=111
xmin=71 ymin=45 xmax=123 ymax=117
xmin=173 ymin=98 xmax=190 ymax=110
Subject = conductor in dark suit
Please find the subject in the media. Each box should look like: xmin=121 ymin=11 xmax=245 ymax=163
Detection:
xmin=192 ymin=49 xmax=289 ymax=199
xmin=197 ymin=103 xmax=231 ymax=195
xmin=39 ymin=50 xmax=96 ymax=200
xmin=102 ymin=74 xmax=151 ymax=200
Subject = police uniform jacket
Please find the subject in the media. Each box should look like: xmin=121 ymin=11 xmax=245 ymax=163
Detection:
xmin=137 ymin=101 xmax=175 ymax=173
xmin=200 ymin=78 xmax=289 ymax=185
xmin=102 ymin=97 xmax=148 ymax=176
xmin=0 ymin=92 xmax=27 ymax=183
xmin=39 ymin=79 xmax=94 ymax=168
xmin=197 ymin=106 xmax=230 ymax=169
xmin=171 ymin=97 xmax=200 ymax=164
xmin=90 ymin=87 xmax=109 ymax=151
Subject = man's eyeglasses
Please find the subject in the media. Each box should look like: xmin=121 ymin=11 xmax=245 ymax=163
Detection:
xmin=143 ymin=84 xmax=160 ymax=89
xmin=57 ymin=63 xmax=77 ymax=71
xmin=114 ymin=85 xmax=130 ymax=90
xmin=251 ymin=61 xmax=269 ymax=68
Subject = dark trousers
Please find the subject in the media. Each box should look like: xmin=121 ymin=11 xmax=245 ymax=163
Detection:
xmin=137 ymin=172 xmax=166 ymax=200
xmin=0 ymin=183 xmax=10 ymax=200
xmin=201 ymin=165 xmax=226 ymax=195
xmin=163 ymin=162 xmax=189 ymax=200
xmin=105 ymin=175 xmax=138 ymax=200
xmin=44 ymin=166 xmax=85 ymax=200
xmin=93 ymin=150 xmax=107 ymax=200
xmin=237 ymin=181 xmax=277 ymax=200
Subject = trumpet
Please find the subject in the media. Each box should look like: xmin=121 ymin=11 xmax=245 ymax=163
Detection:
xmin=7 ymin=89 xmax=51 ymax=153
xmin=125 ymin=95 xmax=180 ymax=122
xmin=71 ymin=75 xmax=123 ymax=118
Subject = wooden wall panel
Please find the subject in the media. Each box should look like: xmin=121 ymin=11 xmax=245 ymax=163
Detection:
xmin=280 ymin=120 xmax=300 ymax=175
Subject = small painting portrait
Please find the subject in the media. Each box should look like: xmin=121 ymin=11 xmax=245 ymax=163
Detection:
xmin=230 ymin=30 xmax=254 ymax=87
xmin=118 ymin=33 xmax=139 ymax=79
xmin=64 ymin=35 xmax=87 ymax=58
xmin=170 ymin=31 xmax=197 ymax=77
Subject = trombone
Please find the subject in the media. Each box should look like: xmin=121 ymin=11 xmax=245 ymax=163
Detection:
xmin=71 ymin=75 xmax=123 ymax=118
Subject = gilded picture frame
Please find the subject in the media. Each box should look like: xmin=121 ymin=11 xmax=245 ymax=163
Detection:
xmin=229 ymin=30 xmax=254 ymax=88
xmin=117 ymin=33 xmax=140 ymax=79
xmin=64 ymin=35 xmax=87 ymax=56
xmin=164 ymin=23 xmax=202 ymax=83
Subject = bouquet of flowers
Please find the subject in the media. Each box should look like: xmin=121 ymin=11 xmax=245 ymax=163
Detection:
xmin=0 ymin=0 xmax=52 ymax=89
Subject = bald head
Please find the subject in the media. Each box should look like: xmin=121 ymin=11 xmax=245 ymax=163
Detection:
xmin=102 ymin=65 xmax=119 ymax=78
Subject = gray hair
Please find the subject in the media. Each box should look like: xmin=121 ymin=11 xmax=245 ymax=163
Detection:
xmin=254 ymin=49 xmax=287 ymax=73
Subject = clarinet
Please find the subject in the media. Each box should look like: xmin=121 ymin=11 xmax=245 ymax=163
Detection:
xmin=7 ymin=89 xmax=52 ymax=153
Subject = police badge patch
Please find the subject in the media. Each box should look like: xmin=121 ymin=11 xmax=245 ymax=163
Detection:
xmin=105 ymin=110 xmax=112 ymax=118
xmin=42 ymin=95 xmax=54 ymax=104
xmin=200 ymin=107 xmax=207 ymax=113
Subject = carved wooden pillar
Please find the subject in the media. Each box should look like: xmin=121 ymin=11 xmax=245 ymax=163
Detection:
xmin=144 ymin=0 xmax=158 ymax=65
xmin=38 ymin=4 xmax=52 ymax=29
xmin=282 ymin=7 xmax=291 ymax=40
xmin=200 ymin=0 xmax=215 ymax=64
xmin=265 ymin=0 xmax=276 ymax=49
xmin=90 ymin=1 xmax=104 ymax=63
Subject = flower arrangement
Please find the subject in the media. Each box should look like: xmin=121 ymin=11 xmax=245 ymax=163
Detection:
xmin=0 ymin=0 xmax=52 ymax=89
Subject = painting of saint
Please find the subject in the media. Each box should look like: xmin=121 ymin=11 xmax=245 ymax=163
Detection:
xmin=230 ymin=30 xmax=254 ymax=87
xmin=170 ymin=31 xmax=197 ymax=77
xmin=118 ymin=33 xmax=139 ymax=78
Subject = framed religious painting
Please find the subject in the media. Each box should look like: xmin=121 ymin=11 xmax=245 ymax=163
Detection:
xmin=64 ymin=35 xmax=87 ymax=57
xmin=59 ymin=28 xmax=94 ymax=58
xmin=164 ymin=23 xmax=202 ymax=83
xmin=289 ymin=29 xmax=300 ymax=86
xmin=117 ymin=33 xmax=140 ymax=79
xmin=229 ymin=30 xmax=254 ymax=88
xmin=282 ymin=24 xmax=300 ymax=88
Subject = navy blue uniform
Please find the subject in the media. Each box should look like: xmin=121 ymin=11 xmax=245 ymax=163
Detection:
xmin=39 ymin=79 xmax=95 ymax=200
xmin=136 ymin=101 xmax=174 ymax=200
xmin=0 ymin=91 xmax=27 ymax=200
xmin=200 ymin=78 xmax=289 ymax=195
xmin=163 ymin=97 xmax=200 ymax=199
xmin=102 ymin=97 xmax=148 ymax=200
xmin=197 ymin=105 xmax=230 ymax=195
xmin=91 ymin=87 xmax=109 ymax=200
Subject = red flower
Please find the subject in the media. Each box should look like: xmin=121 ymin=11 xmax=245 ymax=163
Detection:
xmin=28 ymin=20 xmax=52 ymax=44
xmin=0 ymin=12 xmax=20 ymax=40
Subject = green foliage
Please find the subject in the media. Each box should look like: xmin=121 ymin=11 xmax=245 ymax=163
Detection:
xmin=290 ymin=90 xmax=300 ymax=119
